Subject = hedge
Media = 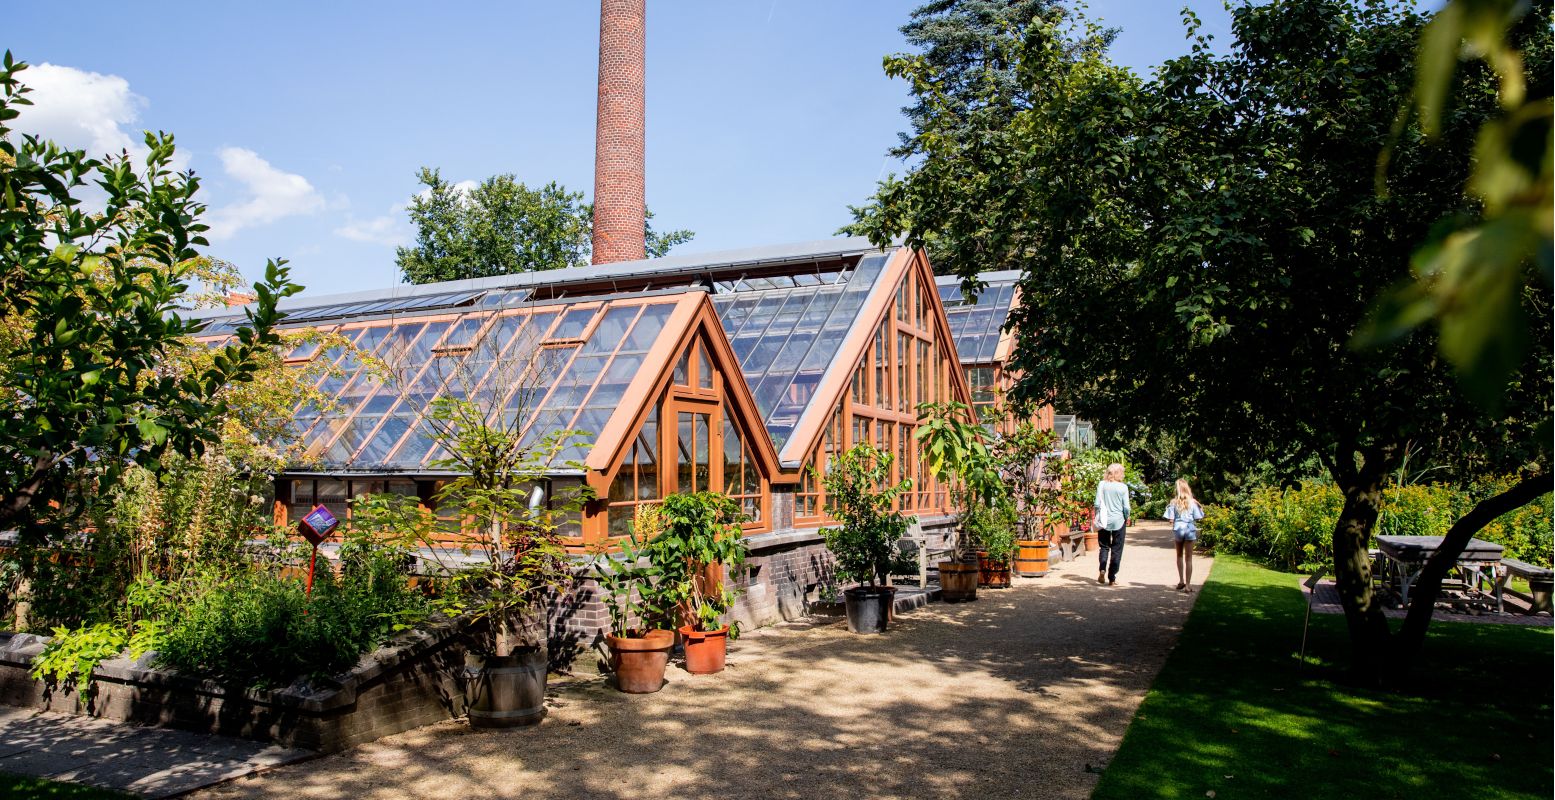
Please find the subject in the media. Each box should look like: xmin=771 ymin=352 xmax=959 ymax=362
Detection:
xmin=1196 ymin=480 xmax=1553 ymax=573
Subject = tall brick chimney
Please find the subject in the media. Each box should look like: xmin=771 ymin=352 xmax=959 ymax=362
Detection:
xmin=591 ymin=0 xmax=647 ymax=265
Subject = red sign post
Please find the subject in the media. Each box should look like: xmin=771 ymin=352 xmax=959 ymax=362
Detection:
xmin=297 ymin=505 xmax=340 ymax=597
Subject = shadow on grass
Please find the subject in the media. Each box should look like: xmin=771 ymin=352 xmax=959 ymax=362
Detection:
xmin=1093 ymin=556 xmax=1554 ymax=800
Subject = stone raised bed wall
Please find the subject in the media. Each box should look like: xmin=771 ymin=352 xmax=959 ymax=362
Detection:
xmin=0 ymin=620 xmax=468 ymax=754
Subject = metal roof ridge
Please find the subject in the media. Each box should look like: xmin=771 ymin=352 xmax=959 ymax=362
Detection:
xmin=189 ymin=236 xmax=895 ymax=320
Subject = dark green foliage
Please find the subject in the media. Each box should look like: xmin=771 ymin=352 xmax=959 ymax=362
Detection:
xmin=855 ymin=0 xmax=1552 ymax=676
xmin=0 ymin=53 xmax=299 ymax=537
xmin=655 ymin=492 xmax=749 ymax=633
xmin=395 ymin=167 xmax=693 ymax=284
xmin=1094 ymin=556 xmax=1553 ymax=799
xmin=1200 ymin=480 xmax=1555 ymax=572
xmin=820 ymin=444 xmax=916 ymax=587
xmin=0 ymin=773 xmax=134 ymax=799
xmin=155 ymin=559 xmax=425 ymax=687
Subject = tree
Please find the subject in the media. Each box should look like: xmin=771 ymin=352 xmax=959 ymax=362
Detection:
xmin=395 ymin=168 xmax=693 ymax=284
xmin=850 ymin=1 xmax=1552 ymax=680
xmin=0 ymin=53 xmax=298 ymax=537
xmin=843 ymin=0 xmax=1106 ymax=273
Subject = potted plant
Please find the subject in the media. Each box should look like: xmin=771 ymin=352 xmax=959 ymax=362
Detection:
xmin=592 ymin=506 xmax=678 ymax=693
xmin=819 ymin=444 xmax=915 ymax=634
xmin=401 ymin=393 xmax=593 ymax=728
xmin=916 ymin=401 xmax=1004 ymax=602
xmin=652 ymin=492 xmax=749 ymax=675
xmin=974 ymin=505 xmax=1018 ymax=589
xmin=994 ymin=422 xmax=1060 ymax=577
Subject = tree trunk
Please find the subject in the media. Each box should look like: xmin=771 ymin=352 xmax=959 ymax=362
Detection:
xmin=1330 ymin=469 xmax=1393 ymax=685
xmin=1391 ymin=473 xmax=1552 ymax=670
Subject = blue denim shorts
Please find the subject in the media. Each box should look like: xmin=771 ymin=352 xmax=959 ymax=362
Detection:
xmin=1173 ymin=529 xmax=1198 ymax=543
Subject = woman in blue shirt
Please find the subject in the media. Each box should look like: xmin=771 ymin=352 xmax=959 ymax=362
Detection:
xmin=1164 ymin=479 xmax=1205 ymax=592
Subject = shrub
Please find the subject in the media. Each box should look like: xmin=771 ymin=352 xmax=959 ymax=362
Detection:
xmin=1200 ymin=479 xmax=1553 ymax=572
xmin=156 ymin=552 xmax=425 ymax=687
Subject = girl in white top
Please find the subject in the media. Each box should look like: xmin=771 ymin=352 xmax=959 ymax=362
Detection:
xmin=1164 ymin=479 xmax=1205 ymax=592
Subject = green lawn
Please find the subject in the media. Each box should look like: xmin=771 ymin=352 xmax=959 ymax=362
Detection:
xmin=1095 ymin=556 xmax=1553 ymax=799
xmin=0 ymin=773 xmax=132 ymax=799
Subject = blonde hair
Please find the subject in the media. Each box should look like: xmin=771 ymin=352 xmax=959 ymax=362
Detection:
xmin=1106 ymin=463 xmax=1125 ymax=481
xmin=1172 ymin=479 xmax=1198 ymax=512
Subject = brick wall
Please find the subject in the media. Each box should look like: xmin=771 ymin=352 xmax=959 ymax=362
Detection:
xmin=591 ymin=0 xmax=646 ymax=264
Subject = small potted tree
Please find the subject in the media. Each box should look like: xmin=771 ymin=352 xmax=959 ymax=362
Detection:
xmin=819 ymin=444 xmax=914 ymax=634
xmin=653 ymin=492 xmax=749 ymax=675
xmin=915 ymin=401 xmax=1002 ymax=602
xmin=996 ymin=422 xmax=1061 ymax=577
xmin=404 ymin=397 xmax=592 ymax=728
xmin=592 ymin=506 xmax=678 ymax=693
xmin=973 ymin=505 xmax=1018 ymax=589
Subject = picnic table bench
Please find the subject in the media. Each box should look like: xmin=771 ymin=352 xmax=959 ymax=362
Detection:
xmin=1496 ymin=558 xmax=1553 ymax=615
xmin=1376 ymin=535 xmax=1505 ymax=611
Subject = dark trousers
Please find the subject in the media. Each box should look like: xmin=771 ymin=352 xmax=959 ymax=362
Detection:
xmin=1098 ymin=526 xmax=1126 ymax=580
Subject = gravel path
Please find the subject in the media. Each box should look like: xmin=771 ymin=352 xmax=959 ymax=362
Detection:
xmin=198 ymin=520 xmax=1205 ymax=800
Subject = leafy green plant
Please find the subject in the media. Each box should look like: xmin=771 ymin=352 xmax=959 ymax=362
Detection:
xmin=652 ymin=492 xmax=748 ymax=634
xmin=591 ymin=529 xmax=678 ymax=639
xmin=31 ymin=623 xmax=128 ymax=697
xmin=820 ymin=444 xmax=915 ymax=587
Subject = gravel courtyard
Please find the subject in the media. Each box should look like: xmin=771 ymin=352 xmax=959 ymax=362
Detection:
xmin=199 ymin=520 xmax=1205 ymax=800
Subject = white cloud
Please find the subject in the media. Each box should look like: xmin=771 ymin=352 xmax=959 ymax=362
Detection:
xmin=335 ymin=205 xmax=410 ymax=247
xmin=335 ymin=177 xmax=477 ymax=248
xmin=205 ymin=147 xmax=325 ymax=241
xmin=413 ymin=179 xmax=479 ymax=200
xmin=12 ymin=63 xmax=146 ymax=158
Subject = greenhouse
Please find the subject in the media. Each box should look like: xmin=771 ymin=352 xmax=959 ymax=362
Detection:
xmin=936 ymin=271 xmax=1054 ymax=435
xmin=193 ymin=237 xmax=992 ymax=562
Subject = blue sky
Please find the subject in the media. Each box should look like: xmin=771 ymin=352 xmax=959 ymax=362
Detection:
xmin=8 ymin=1 xmax=1232 ymax=298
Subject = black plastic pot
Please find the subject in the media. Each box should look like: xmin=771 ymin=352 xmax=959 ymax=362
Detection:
xmin=465 ymin=646 xmax=548 ymax=728
xmin=843 ymin=586 xmax=896 ymax=634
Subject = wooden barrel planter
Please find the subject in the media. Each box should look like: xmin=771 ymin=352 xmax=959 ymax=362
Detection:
xmin=938 ymin=560 xmax=979 ymax=602
xmin=1014 ymin=539 xmax=1049 ymax=577
xmin=977 ymin=552 xmax=1012 ymax=588
xmin=465 ymin=647 xmax=548 ymax=728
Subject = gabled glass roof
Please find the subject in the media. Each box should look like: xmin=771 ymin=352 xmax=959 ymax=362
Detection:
xmin=285 ymin=295 xmax=679 ymax=473
xmin=712 ymin=252 xmax=889 ymax=449
xmin=938 ymin=280 xmax=1017 ymax=364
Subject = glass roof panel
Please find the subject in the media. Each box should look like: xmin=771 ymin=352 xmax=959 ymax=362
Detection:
xmin=712 ymin=252 xmax=889 ymax=450
xmin=943 ymin=281 xmax=1016 ymax=364
xmin=283 ymin=296 xmax=684 ymax=474
xmin=549 ymin=308 xmax=597 ymax=340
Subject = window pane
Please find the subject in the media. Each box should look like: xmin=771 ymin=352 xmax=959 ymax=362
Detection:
xmin=677 ymin=412 xmax=693 ymax=491
xmin=579 ymin=306 xmax=638 ymax=356
xmin=674 ymin=349 xmax=690 ymax=385
xmin=723 ymin=418 xmax=741 ymax=495
xmin=620 ymin=304 xmax=673 ymax=352
xmin=695 ymin=413 xmax=710 ymax=490
xmin=636 ymin=418 xmax=660 ymax=500
xmin=550 ymin=308 xmax=596 ymax=340
xmin=696 ymin=343 xmax=714 ymax=389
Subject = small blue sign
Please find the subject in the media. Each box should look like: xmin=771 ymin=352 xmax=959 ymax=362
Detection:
xmin=299 ymin=504 xmax=339 ymax=545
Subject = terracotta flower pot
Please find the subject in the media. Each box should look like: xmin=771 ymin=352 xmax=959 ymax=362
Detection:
xmin=606 ymin=629 xmax=675 ymax=693
xmin=1083 ymin=531 xmax=1099 ymax=552
xmin=678 ymin=624 xmax=730 ymax=675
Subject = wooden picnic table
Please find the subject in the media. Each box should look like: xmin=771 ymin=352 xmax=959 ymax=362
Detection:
xmin=1375 ymin=535 xmax=1505 ymax=611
